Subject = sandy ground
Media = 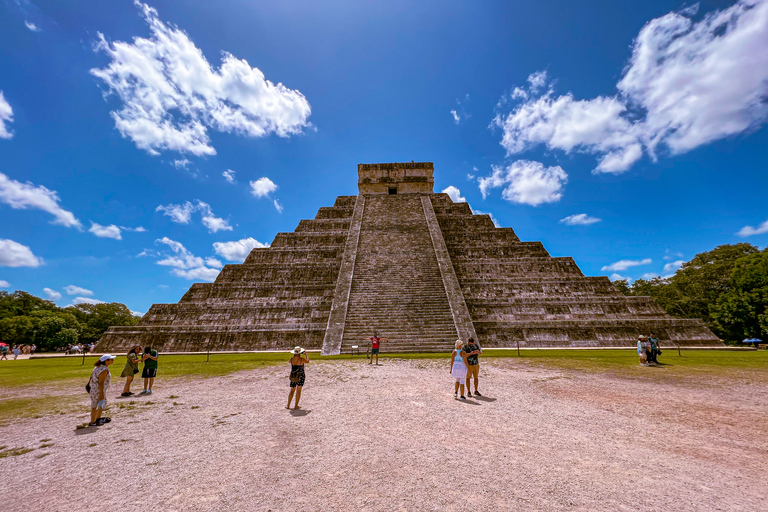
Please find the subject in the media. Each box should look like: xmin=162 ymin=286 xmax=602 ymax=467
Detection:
xmin=1 ymin=357 xmax=767 ymax=512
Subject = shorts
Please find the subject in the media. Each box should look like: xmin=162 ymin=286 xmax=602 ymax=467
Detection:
xmin=371 ymin=348 xmax=379 ymax=355
xmin=466 ymin=364 xmax=479 ymax=379
xmin=142 ymin=368 xmax=157 ymax=379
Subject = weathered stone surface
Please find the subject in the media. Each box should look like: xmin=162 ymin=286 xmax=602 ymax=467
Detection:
xmin=97 ymin=162 xmax=722 ymax=353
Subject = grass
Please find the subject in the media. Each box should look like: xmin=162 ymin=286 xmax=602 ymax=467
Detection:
xmin=1 ymin=350 xmax=765 ymax=424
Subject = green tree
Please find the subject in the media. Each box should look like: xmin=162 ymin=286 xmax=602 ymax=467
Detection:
xmin=67 ymin=302 xmax=140 ymax=344
xmin=51 ymin=328 xmax=79 ymax=350
xmin=711 ymin=249 xmax=768 ymax=340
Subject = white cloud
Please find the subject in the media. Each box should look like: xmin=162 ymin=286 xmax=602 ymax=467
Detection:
xmin=273 ymin=199 xmax=283 ymax=213
xmin=527 ymin=70 xmax=548 ymax=90
xmin=90 ymin=1 xmax=311 ymax=156
xmin=450 ymin=109 xmax=460 ymax=124
xmin=222 ymin=169 xmax=236 ymax=183
xmin=0 ymin=91 xmax=13 ymax=139
xmin=641 ymin=273 xmax=659 ymax=279
xmin=173 ymin=158 xmax=191 ymax=170
xmin=0 ymin=280 xmax=9 ymax=288
xmin=0 ymin=172 xmax=82 ymax=229
xmin=72 ymin=297 xmax=105 ymax=305
xmin=121 ymin=226 xmax=147 ymax=233
xmin=442 ymin=185 xmax=466 ymax=203
xmin=130 ymin=310 xmax=144 ymax=317
xmin=24 ymin=21 xmax=41 ymax=32
xmin=609 ymin=273 xmax=632 ymax=283
xmin=64 ymin=285 xmax=94 ymax=296
xmin=466 ymin=174 xmax=475 ymax=180
xmin=197 ymin=200 xmax=232 ymax=233
xmin=478 ymin=160 xmax=567 ymax=206
xmin=737 ymin=219 xmax=768 ymax=237
xmin=601 ymin=258 xmax=652 ymax=272
xmin=156 ymin=201 xmax=196 ymax=224
xmin=204 ymin=257 xmax=223 ymax=268
xmin=0 ymin=239 xmax=43 ymax=267
xmin=43 ymin=287 xmax=61 ymax=300
xmin=493 ymin=1 xmax=768 ymax=174
xmin=89 ymin=222 xmax=122 ymax=240
xmin=154 ymin=236 xmax=220 ymax=282
xmin=559 ymin=213 xmax=601 ymax=226
xmin=662 ymin=260 xmax=685 ymax=274
xmin=250 ymin=177 xmax=278 ymax=198
xmin=663 ymin=250 xmax=684 ymax=261
xmin=213 ymin=237 xmax=269 ymax=262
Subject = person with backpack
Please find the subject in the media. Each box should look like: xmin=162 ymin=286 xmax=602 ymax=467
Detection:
xmin=139 ymin=346 xmax=159 ymax=395
xmin=462 ymin=337 xmax=483 ymax=396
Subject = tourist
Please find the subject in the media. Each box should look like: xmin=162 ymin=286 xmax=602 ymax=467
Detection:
xmin=637 ymin=336 xmax=648 ymax=366
xmin=88 ymin=354 xmax=116 ymax=426
xmin=648 ymin=332 xmax=661 ymax=364
xmin=139 ymin=346 xmax=159 ymax=395
xmin=0 ymin=343 xmax=8 ymax=360
xmin=365 ymin=331 xmax=387 ymax=366
xmin=451 ymin=339 xmax=469 ymax=400
xmin=463 ymin=337 xmax=483 ymax=396
xmin=30 ymin=344 xmax=36 ymax=355
xmin=287 ymin=346 xmax=309 ymax=409
xmin=12 ymin=345 xmax=20 ymax=360
xmin=120 ymin=346 xmax=141 ymax=396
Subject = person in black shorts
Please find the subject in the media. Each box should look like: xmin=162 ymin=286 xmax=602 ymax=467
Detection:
xmin=140 ymin=346 xmax=159 ymax=395
xmin=364 ymin=331 xmax=388 ymax=365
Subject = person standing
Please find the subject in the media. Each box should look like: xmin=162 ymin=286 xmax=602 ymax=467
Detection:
xmin=0 ymin=344 xmax=8 ymax=360
xmin=365 ymin=332 xmax=387 ymax=366
xmin=450 ymin=339 xmax=469 ymax=400
xmin=648 ymin=332 xmax=660 ymax=364
xmin=637 ymin=336 xmax=648 ymax=366
xmin=88 ymin=354 xmax=116 ymax=426
xmin=287 ymin=346 xmax=309 ymax=409
xmin=30 ymin=344 xmax=36 ymax=355
xmin=120 ymin=346 xmax=141 ymax=397
xmin=12 ymin=345 xmax=20 ymax=360
xmin=139 ymin=346 xmax=158 ymax=395
xmin=463 ymin=337 xmax=483 ymax=396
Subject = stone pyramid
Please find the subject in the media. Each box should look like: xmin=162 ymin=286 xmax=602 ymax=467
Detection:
xmin=97 ymin=162 xmax=721 ymax=354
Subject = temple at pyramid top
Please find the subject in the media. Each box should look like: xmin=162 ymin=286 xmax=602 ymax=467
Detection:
xmin=97 ymin=161 xmax=721 ymax=355
xmin=358 ymin=162 xmax=434 ymax=194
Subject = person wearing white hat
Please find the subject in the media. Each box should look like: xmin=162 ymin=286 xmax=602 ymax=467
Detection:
xmin=88 ymin=354 xmax=116 ymax=426
xmin=287 ymin=347 xmax=309 ymax=409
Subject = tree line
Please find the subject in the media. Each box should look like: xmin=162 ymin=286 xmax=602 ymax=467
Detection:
xmin=0 ymin=291 xmax=140 ymax=351
xmin=614 ymin=243 xmax=768 ymax=342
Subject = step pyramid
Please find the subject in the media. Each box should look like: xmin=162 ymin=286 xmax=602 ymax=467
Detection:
xmin=97 ymin=162 xmax=721 ymax=354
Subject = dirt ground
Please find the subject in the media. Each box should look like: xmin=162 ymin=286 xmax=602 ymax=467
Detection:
xmin=2 ymin=357 xmax=767 ymax=511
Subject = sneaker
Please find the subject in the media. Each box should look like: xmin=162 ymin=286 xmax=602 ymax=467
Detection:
xmin=139 ymin=390 xmax=148 ymax=395
xmin=146 ymin=390 xmax=152 ymax=395
xmin=474 ymin=391 xmax=482 ymax=396
xmin=460 ymin=396 xmax=466 ymax=400
xmin=454 ymin=392 xmax=458 ymax=398
xmin=120 ymin=392 xmax=131 ymax=397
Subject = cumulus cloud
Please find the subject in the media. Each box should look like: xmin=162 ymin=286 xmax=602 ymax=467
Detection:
xmin=662 ymin=260 xmax=685 ymax=275
xmin=24 ymin=21 xmax=41 ymax=32
xmin=250 ymin=177 xmax=278 ymax=198
xmin=0 ymin=280 xmax=10 ymax=288
xmin=121 ymin=226 xmax=147 ymax=233
xmin=478 ymin=160 xmax=567 ymax=206
xmin=89 ymin=222 xmax=122 ymax=240
xmin=64 ymin=285 xmax=94 ymax=296
xmin=90 ymin=1 xmax=311 ymax=156
xmin=197 ymin=201 xmax=232 ymax=233
xmin=609 ymin=273 xmax=632 ymax=283
xmin=472 ymin=209 xmax=501 ymax=228
xmin=222 ymin=169 xmax=236 ymax=183
xmin=154 ymin=237 xmax=220 ymax=281
xmin=155 ymin=200 xmax=230 ymax=232
xmin=43 ymin=287 xmax=62 ymax=300
xmin=601 ymin=258 xmax=652 ymax=272
xmin=213 ymin=237 xmax=269 ymax=262
xmin=173 ymin=158 xmax=191 ymax=170
xmin=0 ymin=172 xmax=82 ymax=229
xmin=0 ymin=239 xmax=43 ymax=267
xmin=442 ymin=186 xmax=466 ymax=203
xmin=0 ymin=91 xmax=13 ymax=139
xmin=72 ymin=297 xmax=105 ymax=305
xmin=156 ymin=201 xmax=196 ymax=224
xmin=737 ymin=218 xmax=768 ymax=237
xmin=559 ymin=213 xmax=601 ymax=226
xmin=493 ymin=1 xmax=768 ymax=174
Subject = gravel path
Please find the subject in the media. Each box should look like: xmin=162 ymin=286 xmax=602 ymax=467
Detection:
xmin=2 ymin=358 xmax=766 ymax=511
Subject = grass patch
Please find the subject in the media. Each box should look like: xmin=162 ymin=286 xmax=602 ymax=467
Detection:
xmin=0 ymin=447 xmax=34 ymax=458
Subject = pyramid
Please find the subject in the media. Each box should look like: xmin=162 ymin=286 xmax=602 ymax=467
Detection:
xmin=97 ymin=162 xmax=721 ymax=354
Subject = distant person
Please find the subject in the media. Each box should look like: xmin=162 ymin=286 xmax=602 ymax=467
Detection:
xmin=637 ymin=336 xmax=648 ymax=366
xmin=30 ymin=344 xmax=36 ymax=355
xmin=12 ymin=345 xmax=20 ymax=360
xmin=0 ymin=344 xmax=8 ymax=360
xmin=140 ymin=346 xmax=159 ymax=395
xmin=648 ymin=332 xmax=661 ymax=364
xmin=88 ymin=354 xmax=116 ymax=427
xmin=120 ymin=346 xmax=141 ymax=397
xmin=365 ymin=332 xmax=388 ymax=366
xmin=451 ymin=339 xmax=469 ymax=400
xmin=463 ymin=337 xmax=483 ymax=396
xmin=287 ymin=346 xmax=309 ymax=409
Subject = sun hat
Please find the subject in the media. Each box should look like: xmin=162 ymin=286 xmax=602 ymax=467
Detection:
xmin=290 ymin=346 xmax=305 ymax=355
xmin=99 ymin=354 xmax=117 ymax=362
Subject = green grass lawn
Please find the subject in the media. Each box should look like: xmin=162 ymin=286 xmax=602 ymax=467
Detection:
xmin=0 ymin=349 xmax=765 ymax=425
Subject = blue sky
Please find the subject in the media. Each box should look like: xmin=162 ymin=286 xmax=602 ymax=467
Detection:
xmin=1 ymin=0 xmax=766 ymax=314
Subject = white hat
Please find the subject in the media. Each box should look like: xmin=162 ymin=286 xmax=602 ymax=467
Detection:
xmin=290 ymin=346 xmax=305 ymax=355
xmin=99 ymin=354 xmax=117 ymax=362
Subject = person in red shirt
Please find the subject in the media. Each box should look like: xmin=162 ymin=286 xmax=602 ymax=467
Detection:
xmin=364 ymin=332 xmax=388 ymax=365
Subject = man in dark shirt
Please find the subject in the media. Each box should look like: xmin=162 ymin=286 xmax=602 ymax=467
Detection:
xmin=462 ymin=337 xmax=482 ymax=396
